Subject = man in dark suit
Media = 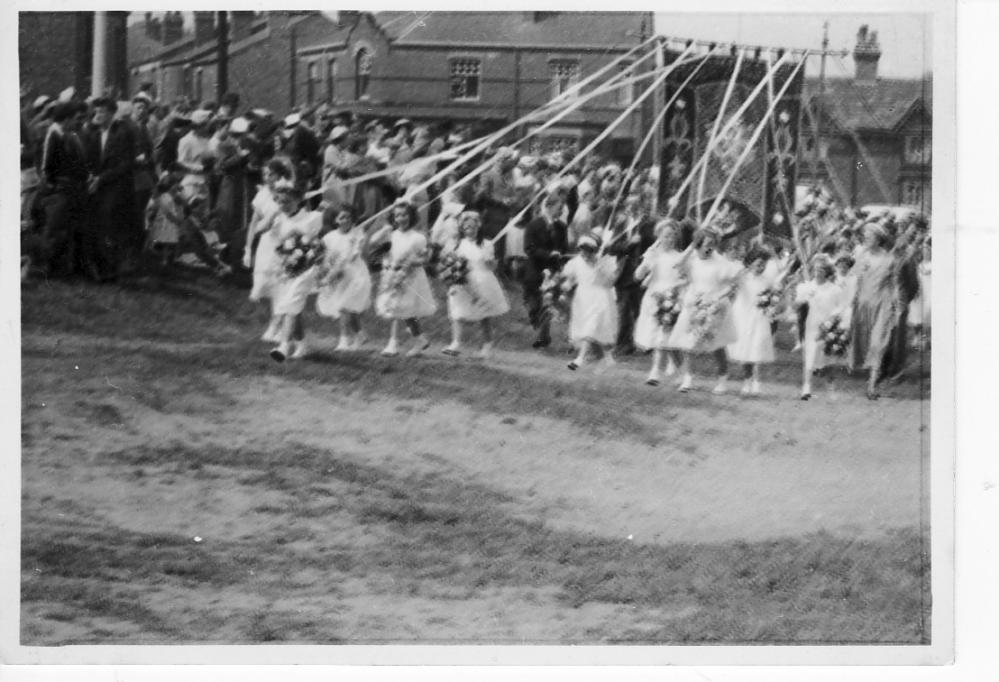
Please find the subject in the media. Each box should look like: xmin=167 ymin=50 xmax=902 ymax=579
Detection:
xmin=604 ymin=193 xmax=656 ymax=354
xmin=523 ymin=191 xmax=570 ymax=348
xmin=34 ymin=101 xmax=89 ymax=277
xmin=81 ymin=97 xmax=137 ymax=281
xmin=130 ymin=93 xmax=158 ymax=265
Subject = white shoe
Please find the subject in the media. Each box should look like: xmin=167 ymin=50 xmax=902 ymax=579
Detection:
xmin=751 ymin=379 xmax=761 ymax=396
xmin=261 ymin=320 xmax=281 ymax=343
xmin=712 ymin=377 xmax=728 ymax=395
xmin=664 ymin=359 xmax=677 ymax=377
xmin=289 ymin=341 xmax=309 ymax=360
xmin=406 ymin=336 xmax=430 ymax=357
xmin=678 ymin=373 xmax=692 ymax=392
xmin=335 ymin=335 xmax=352 ymax=351
xmin=269 ymin=342 xmax=290 ymax=363
xmin=381 ymin=339 xmax=399 ymax=357
xmin=740 ymin=379 xmax=753 ymax=396
xmin=801 ymin=383 xmax=812 ymax=400
xmin=477 ymin=343 xmax=493 ymax=360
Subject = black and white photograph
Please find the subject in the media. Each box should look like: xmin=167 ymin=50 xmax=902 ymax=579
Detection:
xmin=4 ymin=0 xmax=961 ymax=668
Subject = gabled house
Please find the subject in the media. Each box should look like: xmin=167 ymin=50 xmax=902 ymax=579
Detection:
xmin=798 ymin=25 xmax=932 ymax=212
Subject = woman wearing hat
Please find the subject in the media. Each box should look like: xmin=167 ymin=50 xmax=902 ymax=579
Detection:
xmin=374 ymin=201 xmax=438 ymax=357
xmin=176 ymin=109 xmax=214 ymax=202
xmin=667 ymin=228 xmax=744 ymax=394
xmin=268 ymin=181 xmax=323 ymax=362
xmin=563 ymin=232 xmax=621 ymax=371
xmin=441 ymin=211 xmax=510 ymax=359
xmin=849 ymin=220 xmax=921 ymax=398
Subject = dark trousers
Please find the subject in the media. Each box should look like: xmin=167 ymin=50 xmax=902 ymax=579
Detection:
xmin=80 ymin=188 xmax=131 ymax=281
xmin=523 ymin=281 xmax=549 ymax=344
xmin=38 ymin=191 xmax=80 ymax=276
xmin=615 ymin=284 xmax=643 ymax=351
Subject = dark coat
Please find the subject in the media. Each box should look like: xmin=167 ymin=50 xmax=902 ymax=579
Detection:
xmin=523 ymin=214 xmax=569 ymax=288
xmin=82 ymin=119 xmax=136 ymax=192
xmin=40 ymin=125 xmax=88 ymax=194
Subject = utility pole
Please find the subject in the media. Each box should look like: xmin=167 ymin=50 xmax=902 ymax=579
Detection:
xmin=91 ymin=11 xmax=107 ymax=97
xmin=216 ymin=11 xmax=229 ymax=100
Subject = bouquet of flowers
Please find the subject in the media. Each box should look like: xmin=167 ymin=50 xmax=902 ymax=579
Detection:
xmin=275 ymin=233 xmax=325 ymax=278
xmin=540 ymin=268 xmax=573 ymax=324
xmin=653 ymin=288 xmax=682 ymax=330
xmin=381 ymin=254 xmax=419 ymax=295
xmin=437 ymin=250 xmax=470 ymax=287
xmin=819 ymin=315 xmax=850 ymax=357
xmin=756 ymin=287 xmax=783 ymax=320
xmin=689 ymin=294 xmax=727 ymax=345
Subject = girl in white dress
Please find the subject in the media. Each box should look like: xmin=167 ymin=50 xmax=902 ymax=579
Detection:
xmin=795 ymin=254 xmax=850 ymax=399
xmin=563 ymin=233 xmax=622 ymax=371
xmin=242 ymin=159 xmax=294 ymax=342
xmin=633 ymin=219 xmax=687 ymax=386
xmin=316 ymin=204 xmax=373 ymax=351
xmin=268 ymin=182 xmax=323 ymax=362
xmin=667 ymin=229 xmax=744 ymax=394
xmin=726 ymin=245 xmax=787 ymax=397
xmin=441 ymin=211 xmax=510 ymax=359
xmin=374 ymin=201 xmax=438 ymax=357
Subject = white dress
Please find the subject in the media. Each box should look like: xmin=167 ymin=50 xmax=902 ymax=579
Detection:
xmin=563 ymin=254 xmax=618 ymax=346
xmin=727 ymin=266 xmax=779 ymax=364
xmin=270 ymin=209 xmax=323 ymax=316
xmin=375 ymin=229 xmax=438 ymax=319
xmin=446 ymin=239 xmax=510 ymax=321
xmin=315 ymin=228 xmax=372 ymax=318
xmin=908 ymin=261 xmax=931 ymax=327
xmin=249 ymin=187 xmax=282 ymax=302
xmin=667 ymin=253 xmax=743 ymax=352
xmin=633 ymin=247 xmax=686 ymax=351
xmin=796 ymin=279 xmax=849 ymax=370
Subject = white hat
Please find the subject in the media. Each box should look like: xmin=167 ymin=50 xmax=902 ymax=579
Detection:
xmin=190 ymin=109 xmax=212 ymax=125
xmin=132 ymin=91 xmax=153 ymax=104
xmin=283 ymin=112 xmax=302 ymax=128
xmin=578 ymin=234 xmax=599 ymax=250
xmin=229 ymin=117 xmax=249 ymax=134
xmin=58 ymin=87 xmax=75 ymax=103
xmin=328 ymin=125 xmax=350 ymax=142
xmin=251 ymin=108 xmax=272 ymax=119
xmin=33 ymin=95 xmax=51 ymax=109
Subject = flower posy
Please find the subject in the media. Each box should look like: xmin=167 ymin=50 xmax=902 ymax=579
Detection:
xmin=276 ymin=234 xmax=325 ymax=278
xmin=654 ymin=288 xmax=681 ymax=330
xmin=438 ymin=251 xmax=470 ymax=287
xmin=690 ymin=294 xmax=724 ymax=344
xmin=819 ymin=315 xmax=850 ymax=357
xmin=756 ymin=287 xmax=783 ymax=320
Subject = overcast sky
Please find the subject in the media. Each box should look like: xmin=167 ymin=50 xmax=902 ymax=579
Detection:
xmin=654 ymin=13 xmax=932 ymax=79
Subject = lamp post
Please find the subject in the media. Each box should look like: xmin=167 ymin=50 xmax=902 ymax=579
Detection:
xmin=91 ymin=11 xmax=108 ymax=97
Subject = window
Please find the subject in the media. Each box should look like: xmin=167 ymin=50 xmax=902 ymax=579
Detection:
xmin=616 ymin=63 xmax=633 ymax=107
xmin=326 ymin=58 xmax=336 ymax=102
xmin=306 ymin=60 xmax=318 ymax=105
xmin=902 ymin=180 xmax=926 ymax=207
xmin=355 ymin=47 xmax=372 ymax=100
xmin=550 ymin=59 xmax=580 ymax=100
xmin=904 ymin=135 xmax=931 ymax=165
xmin=449 ymin=58 xmax=481 ymax=101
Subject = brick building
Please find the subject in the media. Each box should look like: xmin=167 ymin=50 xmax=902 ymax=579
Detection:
xmin=19 ymin=11 xmax=129 ymax=100
xmin=799 ymin=25 xmax=932 ymax=212
xmin=129 ymin=11 xmax=654 ymax=161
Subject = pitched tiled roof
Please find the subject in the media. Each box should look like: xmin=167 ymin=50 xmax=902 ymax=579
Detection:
xmin=371 ymin=11 xmax=649 ymax=48
xmin=127 ymin=21 xmax=195 ymax=66
xmin=804 ymin=76 xmax=932 ymax=132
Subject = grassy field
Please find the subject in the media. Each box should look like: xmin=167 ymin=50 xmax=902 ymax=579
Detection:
xmin=20 ymin=267 xmax=931 ymax=644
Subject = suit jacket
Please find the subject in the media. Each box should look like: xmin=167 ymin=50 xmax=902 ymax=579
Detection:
xmin=130 ymin=117 xmax=156 ymax=192
xmin=40 ymin=124 xmax=88 ymax=193
xmin=82 ymin=119 xmax=136 ymax=192
xmin=605 ymin=213 xmax=656 ymax=287
xmin=523 ymin=214 xmax=569 ymax=287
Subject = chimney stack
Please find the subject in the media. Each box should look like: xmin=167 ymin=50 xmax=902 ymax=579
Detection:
xmin=163 ymin=11 xmax=183 ymax=45
xmin=194 ymin=11 xmax=216 ymax=45
xmin=853 ymin=24 xmax=881 ymax=82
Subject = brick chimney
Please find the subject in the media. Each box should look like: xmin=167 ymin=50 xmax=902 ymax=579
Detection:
xmin=337 ymin=11 xmax=360 ymax=27
xmin=853 ymin=24 xmax=881 ymax=82
xmin=194 ymin=11 xmax=216 ymax=45
xmin=231 ymin=11 xmax=255 ymax=41
xmin=163 ymin=11 xmax=183 ymax=45
xmin=145 ymin=13 xmax=162 ymax=41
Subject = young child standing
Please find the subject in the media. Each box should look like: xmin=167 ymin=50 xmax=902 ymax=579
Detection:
xmin=726 ymin=245 xmax=785 ymax=396
xmin=244 ymin=159 xmax=294 ymax=342
xmin=633 ymin=218 xmax=687 ymax=386
xmin=795 ymin=254 xmax=850 ymax=399
xmin=145 ymin=172 xmax=184 ymax=267
xmin=441 ymin=211 xmax=510 ymax=359
xmin=316 ymin=204 xmax=372 ymax=350
xmin=563 ymin=233 xmax=621 ymax=371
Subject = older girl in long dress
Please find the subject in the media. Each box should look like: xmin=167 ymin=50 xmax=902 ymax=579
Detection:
xmin=374 ymin=201 xmax=438 ymax=357
xmin=268 ymin=182 xmax=323 ymax=362
xmin=796 ymin=254 xmax=850 ymax=399
xmin=316 ymin=204 xmax=372 ymax=350
xmin=849 ymin=222 xmax=921 ymax=399
xmin=727 ymin=245 xmax=786 ymax=396
xmin=633 ymin=219 xmax=687 ymax=386
xmin=440 ymin=211 xmax=510 ymax=359
xmin=667 ymin=229 xmax=744 ymax=394
xmin=563 ymin=233 xmax=621 ymax=371
xmin=243 ymin=158 xmax=294 ymax=342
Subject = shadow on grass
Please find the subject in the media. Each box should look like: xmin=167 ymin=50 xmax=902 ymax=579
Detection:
xmin=24 ymin=441 xmax=930 ymax=644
